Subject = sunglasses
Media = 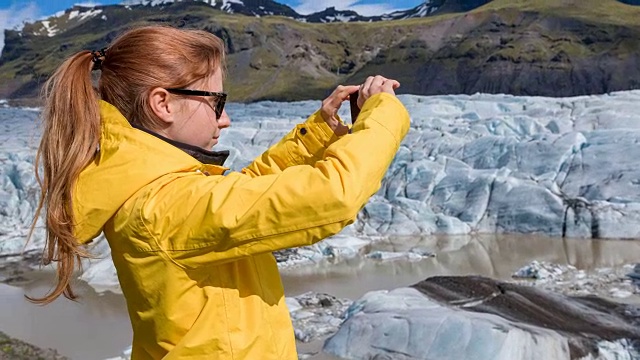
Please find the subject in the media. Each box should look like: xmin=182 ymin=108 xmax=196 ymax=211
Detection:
xmin=165 ymin=88 xmax=227 ymax=119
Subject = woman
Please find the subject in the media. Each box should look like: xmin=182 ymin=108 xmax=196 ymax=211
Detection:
xmin=32 ymin=25 xmax=410 ymax=359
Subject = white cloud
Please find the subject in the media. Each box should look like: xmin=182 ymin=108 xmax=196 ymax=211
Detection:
xmin=0 ymin=2 xmax=41 ymax=55
xmin=294 ymin=0 xmax=403 ymax=16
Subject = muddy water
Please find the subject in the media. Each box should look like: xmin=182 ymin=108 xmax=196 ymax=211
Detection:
xmin=0 ymin=234 xmax=638 ymax=359
xmin=0 ymin=276 xmax=131 ymax=359
xmin=281 ymin=234 xmax=640 ymax=298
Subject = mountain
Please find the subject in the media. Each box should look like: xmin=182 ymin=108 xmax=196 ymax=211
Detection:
xmin=302 ymin=7 xmax=368 ymax=23
xmin=111 ymin=0 xmax=476 ymax=23
xmin=2 ymin=0 xmax=640 ymax=104
xmin=384 ymin=0 xmax=492 ymax=19
xmin=120 ymin=0 xmax=301 ymax=18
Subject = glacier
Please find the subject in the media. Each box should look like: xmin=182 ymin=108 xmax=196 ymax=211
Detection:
xmin=3 ymin=91 xmax=640 ymax=263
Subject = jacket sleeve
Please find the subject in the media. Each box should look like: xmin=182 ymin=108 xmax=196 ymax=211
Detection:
xmin=139 ymin=93 xmax=410 ymax=269
xmin=241 ymin=111 xmax=346 ymax=176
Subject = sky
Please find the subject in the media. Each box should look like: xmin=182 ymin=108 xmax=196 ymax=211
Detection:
xmin=0 ymin=0 xmax=424 ymax=53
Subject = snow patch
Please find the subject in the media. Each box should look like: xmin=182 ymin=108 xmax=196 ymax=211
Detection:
xmin=321 ymin=14 xmax=356 ymax=23
xmin=68 ymin=8 xmax=103 ymax=21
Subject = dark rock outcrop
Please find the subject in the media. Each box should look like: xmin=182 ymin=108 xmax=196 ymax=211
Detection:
xmin=413 ymin=276 xmax=640 ymax=359
xmin=628 ymin=264 xmax=640 ymax=287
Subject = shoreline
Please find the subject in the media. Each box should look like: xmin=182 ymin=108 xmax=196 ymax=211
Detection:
xmin=0 ymin=329 xmax=67 ymax=360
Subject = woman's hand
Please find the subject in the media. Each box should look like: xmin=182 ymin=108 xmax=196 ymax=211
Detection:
xmin=320 ymin=76 xmax=400 ymax=136
xmin=357 ymin=75 xmax=400 ymax=109
xmin=320 ymin=85 xmax=359 ymax=136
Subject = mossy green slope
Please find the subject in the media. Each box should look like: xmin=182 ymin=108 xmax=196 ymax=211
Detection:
xmin=1 ymin=0 xmax=640 ymax=103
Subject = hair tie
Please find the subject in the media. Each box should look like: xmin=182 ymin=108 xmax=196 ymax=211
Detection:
xmin=91 ymin=48 xmax=108 ymax=71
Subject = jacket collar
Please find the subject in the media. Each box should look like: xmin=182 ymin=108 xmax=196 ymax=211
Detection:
xmin=131 ymin=124 xmax=229 ymax=166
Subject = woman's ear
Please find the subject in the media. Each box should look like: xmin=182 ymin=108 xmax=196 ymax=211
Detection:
xmin=148 ymin=87 xmax=175 ymax=124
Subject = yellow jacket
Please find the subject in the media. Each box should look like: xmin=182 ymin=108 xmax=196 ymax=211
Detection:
xmin=73 ymin=93 xmax=410 ymax=359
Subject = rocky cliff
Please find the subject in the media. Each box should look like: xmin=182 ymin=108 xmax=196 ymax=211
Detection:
xmin=1 ymin=0 xmax=640 ymax=103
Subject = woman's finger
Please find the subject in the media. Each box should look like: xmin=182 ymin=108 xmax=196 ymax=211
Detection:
xmin=329 ymin=85 xmax=359 ymax=106
xmin=322 ymin=85 xmax=357 ymax=110
xmin=361 ymin=76 xmax=374 ymax=97
xmin=370 ymin=76 xmax=385 ymax=91
xmin=321 ymin=84 xmax=360 ymax=123
xmin=381 ymin=79 xmax=397 ymax=94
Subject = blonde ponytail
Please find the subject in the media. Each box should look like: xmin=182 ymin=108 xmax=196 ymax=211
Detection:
xmin=28 ymin=51 xmax=100 ymax=304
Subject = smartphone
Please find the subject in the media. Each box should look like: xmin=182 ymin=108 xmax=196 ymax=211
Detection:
xmin=349 ymin=91 xmax=360 ymax=124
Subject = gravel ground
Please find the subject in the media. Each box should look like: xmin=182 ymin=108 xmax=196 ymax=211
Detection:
xmin=0 ymin=331 xmax=67 ymax=360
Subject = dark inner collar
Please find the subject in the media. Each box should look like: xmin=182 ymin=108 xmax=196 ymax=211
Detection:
xmin=132 ymin=124 xmax=230 ymax=166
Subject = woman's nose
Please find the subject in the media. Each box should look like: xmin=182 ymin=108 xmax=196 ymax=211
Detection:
xmin=217 ymin=110 xmax=231 ymax=128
